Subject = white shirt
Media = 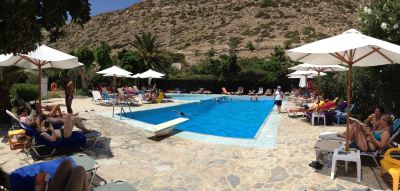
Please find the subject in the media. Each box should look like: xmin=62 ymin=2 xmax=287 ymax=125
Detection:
xmin=274 ymin=90 xmax=283 ymax=100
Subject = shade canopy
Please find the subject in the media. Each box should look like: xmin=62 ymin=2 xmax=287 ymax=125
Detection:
xmin=0 ymin=45 xmax=80 ymax=69
xmin=138 ymin=69 xmax=164 ymax=78
xmin=287 ymin=29 xmax=400 ymax=66
xmin=97 ymin=66 xmax=132 ymax=76
xmin=103 ymin=73 xmax=133 ymax=78
xmin=287 ymin=71 xmax=326 ymax=77
xmin=288 ymin=75 xmax=314 ymax=79
xmin=289 ymin=63 xmax=348 ymax=72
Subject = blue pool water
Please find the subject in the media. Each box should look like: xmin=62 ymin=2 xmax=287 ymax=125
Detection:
xmin=167 ymin=94 xmax=220 ymax=101
xmin=124 ymin=98 xmax=275 ymax=139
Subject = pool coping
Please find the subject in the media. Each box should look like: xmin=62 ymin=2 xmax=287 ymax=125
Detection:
xmin=97 ymin=95 xmax=281 ymax=148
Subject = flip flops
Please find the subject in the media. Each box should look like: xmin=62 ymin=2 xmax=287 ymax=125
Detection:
xmin=309 ymin=161 xmax=323 ymax=170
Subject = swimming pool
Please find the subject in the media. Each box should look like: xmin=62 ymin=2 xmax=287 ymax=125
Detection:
xmin=166 ymin=94 xmax=220 ymax=101
xmin=123 ymin=97 xmax=275 ymax=139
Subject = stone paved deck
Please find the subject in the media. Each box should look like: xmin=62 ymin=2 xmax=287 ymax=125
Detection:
xmin=0 ymin=97 xmax=390 ymax=190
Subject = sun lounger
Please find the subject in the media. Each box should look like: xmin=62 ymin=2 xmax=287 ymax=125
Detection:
xmin=221 ymin=87 xmax=231 ymax=95
xmin=92 ymin=91 xmax=113 ymax=105
xmin=5 ymin=110 xmax=101 ymax=160
xmin=319 ymin=118 xmax=400 ymax=167
xmin=92 ymin=180 xmax=136 ymax=191
xmin=336 ymin=103 xmax=355 ymax=125
xmin=6 ymin=154 xmax=99 ymax=191
xmin=149 ymin=118 xmax=188 ymax=137
xmin=264 ymin=88 xmax=272 ymax=96
xmin=234 ymin=87 xmax=244 ymax=95
xmin=248 ymin=90 xmax=256 ymax=96
xmin=256 ymin=87 xmax=264 ymax=95
xmin=117 ymin=88 xmax=139 ymax=106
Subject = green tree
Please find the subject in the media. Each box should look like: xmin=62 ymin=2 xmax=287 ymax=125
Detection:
xmin=71 ymin=46 xmax=96 ymax=93
xmin=351 ymin=0 xmax=400 ymax=117
xmin=0 ymin=0 xmax=90 ymax=54
xmin=218 ymin=54 xmax=241 ymax=81
xmin=95 ymin=42 xmax=113 ymax=70
xmin=228 ymin=37 xmax=241 ymax=54
xmin=246 ymin=41 xmax=256 ymax=52
xmin=131 ymin=32 xmax=169 ymax=73
xmin=117 ymin=49 xmax=140 ymax=73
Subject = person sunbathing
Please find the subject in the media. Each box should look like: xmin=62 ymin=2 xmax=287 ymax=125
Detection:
xmin=33 ymin=103 xmax=63 ymax=118
xmin=347 ymin=115 xmax=392 ymax=152
xmin=288 ymin=101 xmax=319 ymax=113
xmin=18 ymin=107 xmax=91 ymax=142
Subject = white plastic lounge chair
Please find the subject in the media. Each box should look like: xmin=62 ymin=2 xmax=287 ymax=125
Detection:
xmin=256 ymin=87 xmax=264 ymax=95
xmin=92 ymin=91 xmax=112 ymax=105
xmin=149 ymin=118 xmax=188 ymax=137
xmin=92 ymin=180 xmax=136 ymax=191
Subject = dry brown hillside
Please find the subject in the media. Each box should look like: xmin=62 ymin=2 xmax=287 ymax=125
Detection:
xmin=49 ymin=0 xmax=363 ymax=64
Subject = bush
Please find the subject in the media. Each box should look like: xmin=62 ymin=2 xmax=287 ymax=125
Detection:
xmin=10 ymin=83 xmax=38 ymax=105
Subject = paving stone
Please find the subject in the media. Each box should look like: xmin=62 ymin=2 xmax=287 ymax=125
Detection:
xmin=253 ymin=182 xmax=264 ymax=189
xmin=267 ymin=166 xmax=289 ymax=182
xmin=208 ymin=159 xmax=227 ymax=167
xmin=227 ymin=175 xmax=240 ymax=188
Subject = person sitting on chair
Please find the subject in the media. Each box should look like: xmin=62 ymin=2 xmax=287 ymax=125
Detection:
xmin=347 ymin=115 xmax=392 ymax=152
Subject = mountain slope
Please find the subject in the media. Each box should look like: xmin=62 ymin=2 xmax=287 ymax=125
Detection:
xmin=49 ymin=0 xmax=362 ymax=63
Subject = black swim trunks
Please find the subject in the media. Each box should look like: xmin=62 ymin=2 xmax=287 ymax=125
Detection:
xmin=274 ymin=100 xmax=282 ymax=106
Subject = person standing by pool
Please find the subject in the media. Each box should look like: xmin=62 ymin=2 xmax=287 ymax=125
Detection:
xmin=64 ymin=75 xmax=74 ymax=114
xmin=273 ymin=86 xmax=284 ymax=113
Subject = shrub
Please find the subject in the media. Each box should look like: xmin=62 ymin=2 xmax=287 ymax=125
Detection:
xmin=10 ymin=83 xmax=38 ymax=105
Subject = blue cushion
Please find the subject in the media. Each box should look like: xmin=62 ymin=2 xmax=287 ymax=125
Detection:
xmin=10 ymin=157 xmax=77 ymax=191
xmin=392 ymin=118 xmax=400 ymax=135
xmin=21 ymin=123 xmax=86 ymax=148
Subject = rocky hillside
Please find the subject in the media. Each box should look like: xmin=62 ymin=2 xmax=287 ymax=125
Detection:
xmin=49 ymin=0 xmax=363 ymax=64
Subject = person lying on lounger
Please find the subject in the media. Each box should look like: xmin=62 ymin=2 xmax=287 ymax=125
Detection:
xmin=287 ymin=101 xmax=319 ymax=113
xmin=31 ymin=103 xmax=64 ymax=118
xmin=17 ymin=107 xmax=91 ymax=142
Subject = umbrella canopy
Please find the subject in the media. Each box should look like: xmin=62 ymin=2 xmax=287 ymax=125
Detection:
xmin=0 ymin=45 xmax=81 ymax=112
xmin=97 ymin=66 xmax=132 ymax=75
xmin=289 ymin=63 xmax=347 ymax=72
xmin=138 ymin=69 xmax=164 ymax=86
xmin=289 ymin=63 xmax=347 ymax=94
xmin=138 ymin=69 xmax=165 ymax=78
xmin=287 ymin=71 xmax=326 ymax=77
xmin=287 ymin=29 xmax=400 ymax=149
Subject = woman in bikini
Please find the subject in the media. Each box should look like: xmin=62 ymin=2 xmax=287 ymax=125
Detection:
xmin=18 ymin=107 xmax=91 ymax=142
xmin=348 ymin=115 xmax=392 ymax=152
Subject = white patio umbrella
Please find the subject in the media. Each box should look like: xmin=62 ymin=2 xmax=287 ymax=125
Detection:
xmin=288 ymin=71 xmax=326 ymax=89
xmin=287 ymin=29 xmax=400 ymax=149
xmin=289 ymin=63 xmax=348 ymax=94
xmin=0 ymin=45 xmax=81 ymax=111
xmin=139 ymin=69 xmax=165 ymax=86
xmin=97 ymin=66 xmax=133 ymax=91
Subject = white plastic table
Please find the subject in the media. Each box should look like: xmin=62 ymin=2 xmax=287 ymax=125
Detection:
xmin=330 ymin=148 xmax=361 ymax=183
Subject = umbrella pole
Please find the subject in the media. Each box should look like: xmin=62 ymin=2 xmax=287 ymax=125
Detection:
xmin=38 ymin=65 xmax=42 ymax=116
xmin=345 ymin=64 xmax=353 ymax=150
xmin=317 ymin=71 xmax=321 ymax=96
xmin=112 ymin=75 xmax=116 ymax=118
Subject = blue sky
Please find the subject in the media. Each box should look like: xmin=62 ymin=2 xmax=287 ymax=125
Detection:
xmin=90 ymin=0 xmax=140 ymax=15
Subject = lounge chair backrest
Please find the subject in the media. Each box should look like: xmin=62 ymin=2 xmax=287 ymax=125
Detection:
xmin=391 ymin=118 xmax=400 ymax=135
xmin=6 ymin=110 xmax=19 ymax=122
xmin=349 ymin=104 xmax=355 ymax=112
xmin=222 ymin=87 xmax=228 ymax=93
xmin=133 ymin=86 xmax=139 ymax=91
xmin=258 ymin=87 xmax=263 ymax=93
xmin=238 ymin=87 xmax=244 ymax=91
xmin=92 ymin=91 xmax=103 ymax=101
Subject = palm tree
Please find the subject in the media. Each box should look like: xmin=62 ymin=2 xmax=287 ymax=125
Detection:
xmin=131 ymin=32 xmax=168 ymax=72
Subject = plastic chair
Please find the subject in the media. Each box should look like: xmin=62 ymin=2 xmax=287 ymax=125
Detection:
xmin=336 ymin=104 xmax=354 ymax=125
xmin=381 ymin=148 xmax=400 ymax=191
xmin=312 ymin=110 xmax=326 ymax=126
